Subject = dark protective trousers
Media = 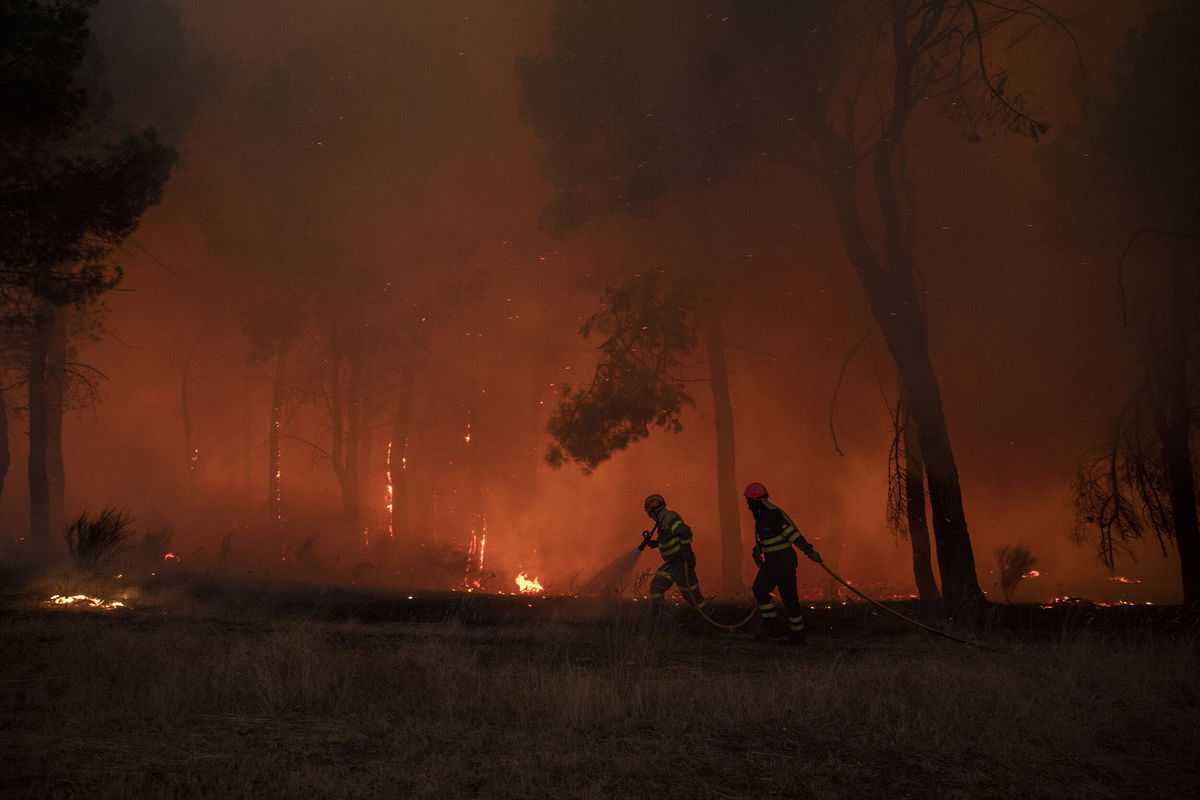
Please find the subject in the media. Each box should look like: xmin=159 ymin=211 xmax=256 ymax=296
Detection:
xmin=649 ymin=556 xmax=707 ymax=610
xmin=752 ymin=560 xmax=805 ymax=635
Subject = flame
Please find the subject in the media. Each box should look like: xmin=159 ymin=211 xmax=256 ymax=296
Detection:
xmin=515 ymin=573 xmax=544 ymax=594
xmin=385 ymin=440 xmax=394 ymax=537
xmin=163 ymin=552 xmax=177 ymax=561
xmin=1022 ymin=569 xmax=1040 ymax=578
xmin=47 ymin=594 xmax=126 ymax=610
xmin=464 ymin=525 xmax=487 ymax=588
xmin=1110 ymin=576 xmax=1140 ymax=584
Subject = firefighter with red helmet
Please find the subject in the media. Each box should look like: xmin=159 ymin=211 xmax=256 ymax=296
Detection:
xmin=744 ymin=482 xmax=821 ymax=645
xmin=642 ymin=493 xmax=708 ymax=616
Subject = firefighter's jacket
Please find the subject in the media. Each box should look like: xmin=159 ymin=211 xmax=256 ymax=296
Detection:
xmin=752 ymin=500 xmax=815 ymax=567
xmin=650 ymin=507 xmax=695 ymax=562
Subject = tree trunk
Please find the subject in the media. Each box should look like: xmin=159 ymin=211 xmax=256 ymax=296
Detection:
xmin=700 ymin=297 xmax=743 ymax=594
xmin=344 ymin=348 xmax=363 ymax=544
xmin=901 ymin=402 xmax=941 ymax=603
xmin=0 ymin=386 xmax=9 ymax=506
xmin=28 ymin=304 xmax=66 ymax=556
xmin=46 ymin=308 xmax=66 ymax=540
xmin=818 ymin=135 xmax=984 ymax=613
xmin=329 ymin=343 xmax=364 ymax=549
xmin=181 ymin=335 xmax=200 ymax=488
xmin=389 ymin=364 xmax=416 ymax=545
xmin=267 ymin=343 xmax=288 ymax=526
xmin=692 ymin=196 xmax=743 ymax=595
xmin=1160 ymin=241 xmax=1199 ymax=604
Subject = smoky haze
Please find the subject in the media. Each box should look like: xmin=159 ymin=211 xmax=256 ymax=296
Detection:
xmin=0 ymin=0 xmax=1185 ymax=604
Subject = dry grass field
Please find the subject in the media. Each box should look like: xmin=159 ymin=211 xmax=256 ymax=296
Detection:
xmin=2 ymin=580 xmax=1198 ymax=800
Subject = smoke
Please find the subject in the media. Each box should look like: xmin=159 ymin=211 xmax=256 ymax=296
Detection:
xmin=0 ymin=1 xmax=1186 ymax=605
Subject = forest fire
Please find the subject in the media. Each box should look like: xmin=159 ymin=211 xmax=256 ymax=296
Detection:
xmin=515 ymin=573 xmax=544 ymax=594
xmin=47 ymin=594 xmax=127 ymax=610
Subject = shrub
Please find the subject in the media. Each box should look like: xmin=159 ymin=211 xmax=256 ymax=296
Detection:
xmin=65 ymin=508 xmax=134 ymax=571
xmin=995 ymin=543 xmax=1038 ymax=603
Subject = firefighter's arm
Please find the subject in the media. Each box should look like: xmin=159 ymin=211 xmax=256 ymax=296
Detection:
xmin=784 ymin=520 xmax=822 ymax=563
xmin=751 ymin=544 xmax=764 ymax=567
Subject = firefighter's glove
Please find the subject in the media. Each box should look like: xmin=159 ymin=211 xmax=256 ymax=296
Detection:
xmin=751 ymin=548 xmax=764 ymax=567
xmin=802 ymin=546 xmax=823 ymax=564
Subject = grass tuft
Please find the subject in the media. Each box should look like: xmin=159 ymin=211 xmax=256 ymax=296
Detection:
xmin=64 ymin=508 xmax=134 ymax=572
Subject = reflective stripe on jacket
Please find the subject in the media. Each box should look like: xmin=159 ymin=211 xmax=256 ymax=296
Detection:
xmin=652 ymin=508 xmax=694 ymax=561
xmin=753 ymin=500 xmax=812 ymax=562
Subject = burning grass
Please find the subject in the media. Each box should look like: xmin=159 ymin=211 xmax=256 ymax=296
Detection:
xmin=1 ymin=590 xmax=1197 ymax=800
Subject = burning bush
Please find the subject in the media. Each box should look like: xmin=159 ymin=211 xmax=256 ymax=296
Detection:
xmin=65 ymin=508 xmax=134 ymax=572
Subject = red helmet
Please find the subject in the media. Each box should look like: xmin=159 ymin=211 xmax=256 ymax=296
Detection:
xmin=743 ymin=482 xmax=769 ymax=500
xmin=643 ymin=493 xmax=666 ymax=513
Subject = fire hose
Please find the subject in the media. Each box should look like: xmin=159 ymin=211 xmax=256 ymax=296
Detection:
xmin=641 ymin=523 xmax=758 ymax=629
xmin=645 ymin=529 xmax=1008 ymax=651
xmin=814 ymin=560 xmax=1010 ymax=654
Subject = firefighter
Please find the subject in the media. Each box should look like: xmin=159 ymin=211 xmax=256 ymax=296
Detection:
xmin=642 ymin=493 xmax=708 ymax=617
xmin=744 ymin=482 xmax=822 ymax=645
